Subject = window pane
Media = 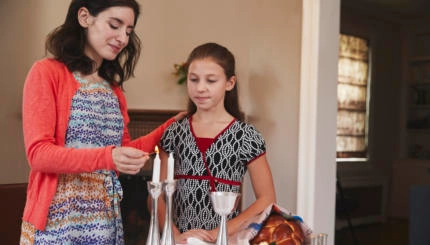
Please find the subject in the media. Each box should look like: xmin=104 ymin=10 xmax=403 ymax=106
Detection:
xmin=338 ymin=58 xmax=369 ymax=85
xmin=336 ymin=136 xmax=366 ymax=152
xmin=338 ymin=83 xmax=367 ymax=110
xmin=337 ymin=110 xmax=366 ymax=136
xmin=339 ymin=34 xmax=369 ymax=60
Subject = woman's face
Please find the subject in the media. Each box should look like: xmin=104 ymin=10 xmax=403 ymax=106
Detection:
xmin=81 ymin=6 xmax=135 ymax=66
xmin=187 ymin=58 xmax=236 ymax=112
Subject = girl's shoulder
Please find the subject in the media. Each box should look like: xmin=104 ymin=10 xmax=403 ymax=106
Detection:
xmin=232 ymin=119 xmax=259 ymax=131
xmin=168 ymin=116 xmax=190 ymax=130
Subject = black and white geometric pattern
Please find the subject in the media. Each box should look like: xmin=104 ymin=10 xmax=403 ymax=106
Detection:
xmin=160 ymin=117 xmax=266 ymax=232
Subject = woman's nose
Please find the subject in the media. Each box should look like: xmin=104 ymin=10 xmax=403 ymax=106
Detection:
xmin=116 ymin=31 xmax=129 ymax=46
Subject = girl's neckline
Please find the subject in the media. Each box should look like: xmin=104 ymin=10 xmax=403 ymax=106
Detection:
xmin=189 ymin=116 xmax=236 ymax=140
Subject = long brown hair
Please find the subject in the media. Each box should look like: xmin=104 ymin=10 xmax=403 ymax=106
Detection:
xmin=185 ymin=43 xmax=243 ymax=121
xmin=45 ymin=0 xmax=141 ymax=88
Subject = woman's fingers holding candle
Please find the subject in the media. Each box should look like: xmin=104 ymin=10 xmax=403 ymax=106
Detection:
xmin=112 ymin=147 xmax=150 ymax=174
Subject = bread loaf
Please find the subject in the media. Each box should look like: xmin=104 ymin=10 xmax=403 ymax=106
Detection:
xmin=250 ymin=213 xmax=304 ymax=245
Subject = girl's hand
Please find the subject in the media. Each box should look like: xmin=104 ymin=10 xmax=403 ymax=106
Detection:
xmin=175 ymin=229 xmax=216 ymax=244
xmin=112 ymin=146 xmax=149 ymax=174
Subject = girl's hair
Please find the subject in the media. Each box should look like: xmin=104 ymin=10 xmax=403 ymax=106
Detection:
xmin=46 ymin=0 xmax=141 ymax=88
xmin=185 ymin=42 xmax=243 ymax=121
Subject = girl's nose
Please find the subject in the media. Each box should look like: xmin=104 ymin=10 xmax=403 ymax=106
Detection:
xmin=196 ymin=81 xmax=207 ymax=92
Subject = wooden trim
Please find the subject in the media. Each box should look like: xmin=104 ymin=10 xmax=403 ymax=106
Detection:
xmin=298 ymin=0 xmax=339 ymax=241
xmin=127 ymin=109 xmax=181 ymax=139
xmin=0 ymin=183 xmax=27 ymax=245
xmin=128 ymin=109 xmax=181 ymax=123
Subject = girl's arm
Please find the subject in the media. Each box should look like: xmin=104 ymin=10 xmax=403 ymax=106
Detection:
xmin=211 ymin=155 xmax=276 ymax=237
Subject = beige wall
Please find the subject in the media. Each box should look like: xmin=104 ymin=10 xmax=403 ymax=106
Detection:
xmin=0 ymin=0 xmax=67 ymax=185
xmin=0 ymin=0 xmax=302 ymax=212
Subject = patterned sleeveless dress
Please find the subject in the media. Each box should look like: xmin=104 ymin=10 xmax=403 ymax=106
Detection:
xmin=160 ymin=116 xmax=266 ymax=233
xmin=20 ymin=73 xmax=125 ymax=245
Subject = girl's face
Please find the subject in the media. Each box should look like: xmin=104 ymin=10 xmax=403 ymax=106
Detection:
xmin=79 ymin=6 xmax=135 ymax=66
xmin=187 ymin=58 xmax=236 ymax=112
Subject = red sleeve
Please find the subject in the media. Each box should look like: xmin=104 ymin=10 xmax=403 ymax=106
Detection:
xmin=124 ymin=117 xmax=176 ymax=152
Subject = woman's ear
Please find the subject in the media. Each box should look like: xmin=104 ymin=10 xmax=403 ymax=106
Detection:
xmin=226 ymin=75 xmax=237 ymax=91
xmin=77 ymin=7 xmax=92 ymax=28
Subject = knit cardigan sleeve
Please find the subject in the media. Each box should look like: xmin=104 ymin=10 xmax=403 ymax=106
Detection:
xmin=22 ymin=59 xmax=116 ymax=174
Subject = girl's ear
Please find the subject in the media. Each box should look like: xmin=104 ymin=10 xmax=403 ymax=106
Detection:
xmin=226 ymin=75 xmax=237 ymax=91
xmin=77 ymin=7 xmax=92 ymax=28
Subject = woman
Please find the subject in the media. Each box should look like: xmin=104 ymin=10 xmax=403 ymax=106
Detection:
xmin=20 ymin=0 xmax=183 ymax=244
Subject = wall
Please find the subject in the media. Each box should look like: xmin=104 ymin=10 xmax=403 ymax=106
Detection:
xmin=0 ymin=0 xmax=303 ymax=212
xmin=0 ymin=0 xmax=66 ymax=184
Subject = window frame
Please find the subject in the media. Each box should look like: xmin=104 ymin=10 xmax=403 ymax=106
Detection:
xmin=336 ymin=32 xmax=375 ymax=164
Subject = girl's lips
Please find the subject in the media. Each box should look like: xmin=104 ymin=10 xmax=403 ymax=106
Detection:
xmin=195 ymin=96 xmax=209 ymax=102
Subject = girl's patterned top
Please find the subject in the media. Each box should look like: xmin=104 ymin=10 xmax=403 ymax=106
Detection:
xmin=160 ymin=116 xmax=266 ymax=233
xmin=21 ymin=73 xmax=125 ymax=245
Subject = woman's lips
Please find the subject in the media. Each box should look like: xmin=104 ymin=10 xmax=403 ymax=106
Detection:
xmin=109 ymin=44 xmax=121 ymax=53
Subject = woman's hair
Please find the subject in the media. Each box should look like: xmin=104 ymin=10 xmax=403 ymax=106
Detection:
xmin=185 ymin=42 xmax=243 ymax=120
xmin=46 ymin=0 xmax=141 ymax=88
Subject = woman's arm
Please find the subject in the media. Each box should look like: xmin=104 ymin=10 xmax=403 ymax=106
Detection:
xmin=23 ymin=60 xmax=117 ymax=173
xmin=124 ymin=111 xmax=188 ymax=153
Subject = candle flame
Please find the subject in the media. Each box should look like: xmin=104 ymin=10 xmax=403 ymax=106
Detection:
xmin=154 ymin=146 xmax=159 ymax=154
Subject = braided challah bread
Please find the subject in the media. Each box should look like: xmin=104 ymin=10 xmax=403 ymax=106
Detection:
xmin=250 ymin=213 xmax=305 ymax=245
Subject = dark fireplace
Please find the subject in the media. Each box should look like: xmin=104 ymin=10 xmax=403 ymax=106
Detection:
xmin=120 ymin=172 xmax=151 ymax=245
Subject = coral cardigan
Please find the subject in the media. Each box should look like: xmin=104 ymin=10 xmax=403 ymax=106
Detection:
xmin=22 ymin=58 xmax=174 ymax=230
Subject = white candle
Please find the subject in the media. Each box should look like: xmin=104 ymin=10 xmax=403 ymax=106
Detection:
xmin=167 ymin=153 xmax=174 ymax=181
xmin=152 ymin=146 xmax=160 ymax=183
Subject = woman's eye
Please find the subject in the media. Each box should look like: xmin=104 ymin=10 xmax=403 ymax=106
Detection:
xmin=109 ymin=24 xmax=119 ymax=30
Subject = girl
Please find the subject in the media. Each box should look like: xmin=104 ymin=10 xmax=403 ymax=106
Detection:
xmin=20 ymin=0 xmax=184 ymax=244
xmin=159 ymin=42 xmax=276 ymax=243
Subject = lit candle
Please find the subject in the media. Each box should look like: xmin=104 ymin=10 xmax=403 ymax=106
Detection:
xmin=167 ymin=153 xmax=174 ymax=181
xmin=152 ymin=146 xmax=160 ymax=183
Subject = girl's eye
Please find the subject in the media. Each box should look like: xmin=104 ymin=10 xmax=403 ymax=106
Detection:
xmin=208 ymin=79 xmax=216 ymax=83
xmin=189 ymin=78 xmax=198 ymax=82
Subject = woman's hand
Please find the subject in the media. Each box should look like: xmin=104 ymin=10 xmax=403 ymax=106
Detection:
xmin=112 ymin=146 xmax=149 ymax=174
xmin=173 ymin=111 xmax=188 ymax=121
xmin=175 ymin=229 xmax=216 ymax=244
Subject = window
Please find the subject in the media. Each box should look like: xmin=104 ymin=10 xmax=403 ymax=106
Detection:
xmin=336 ymin=34 xmax=371 ymax=161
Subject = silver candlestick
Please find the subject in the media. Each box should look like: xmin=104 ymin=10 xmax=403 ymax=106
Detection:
xmin=146 ymin=181 xmax=162 ymax=245
xmin=210 ymin=192 xmax=241 ymax=245
xmin=160 ymin=180 xmax=177 ymax=245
